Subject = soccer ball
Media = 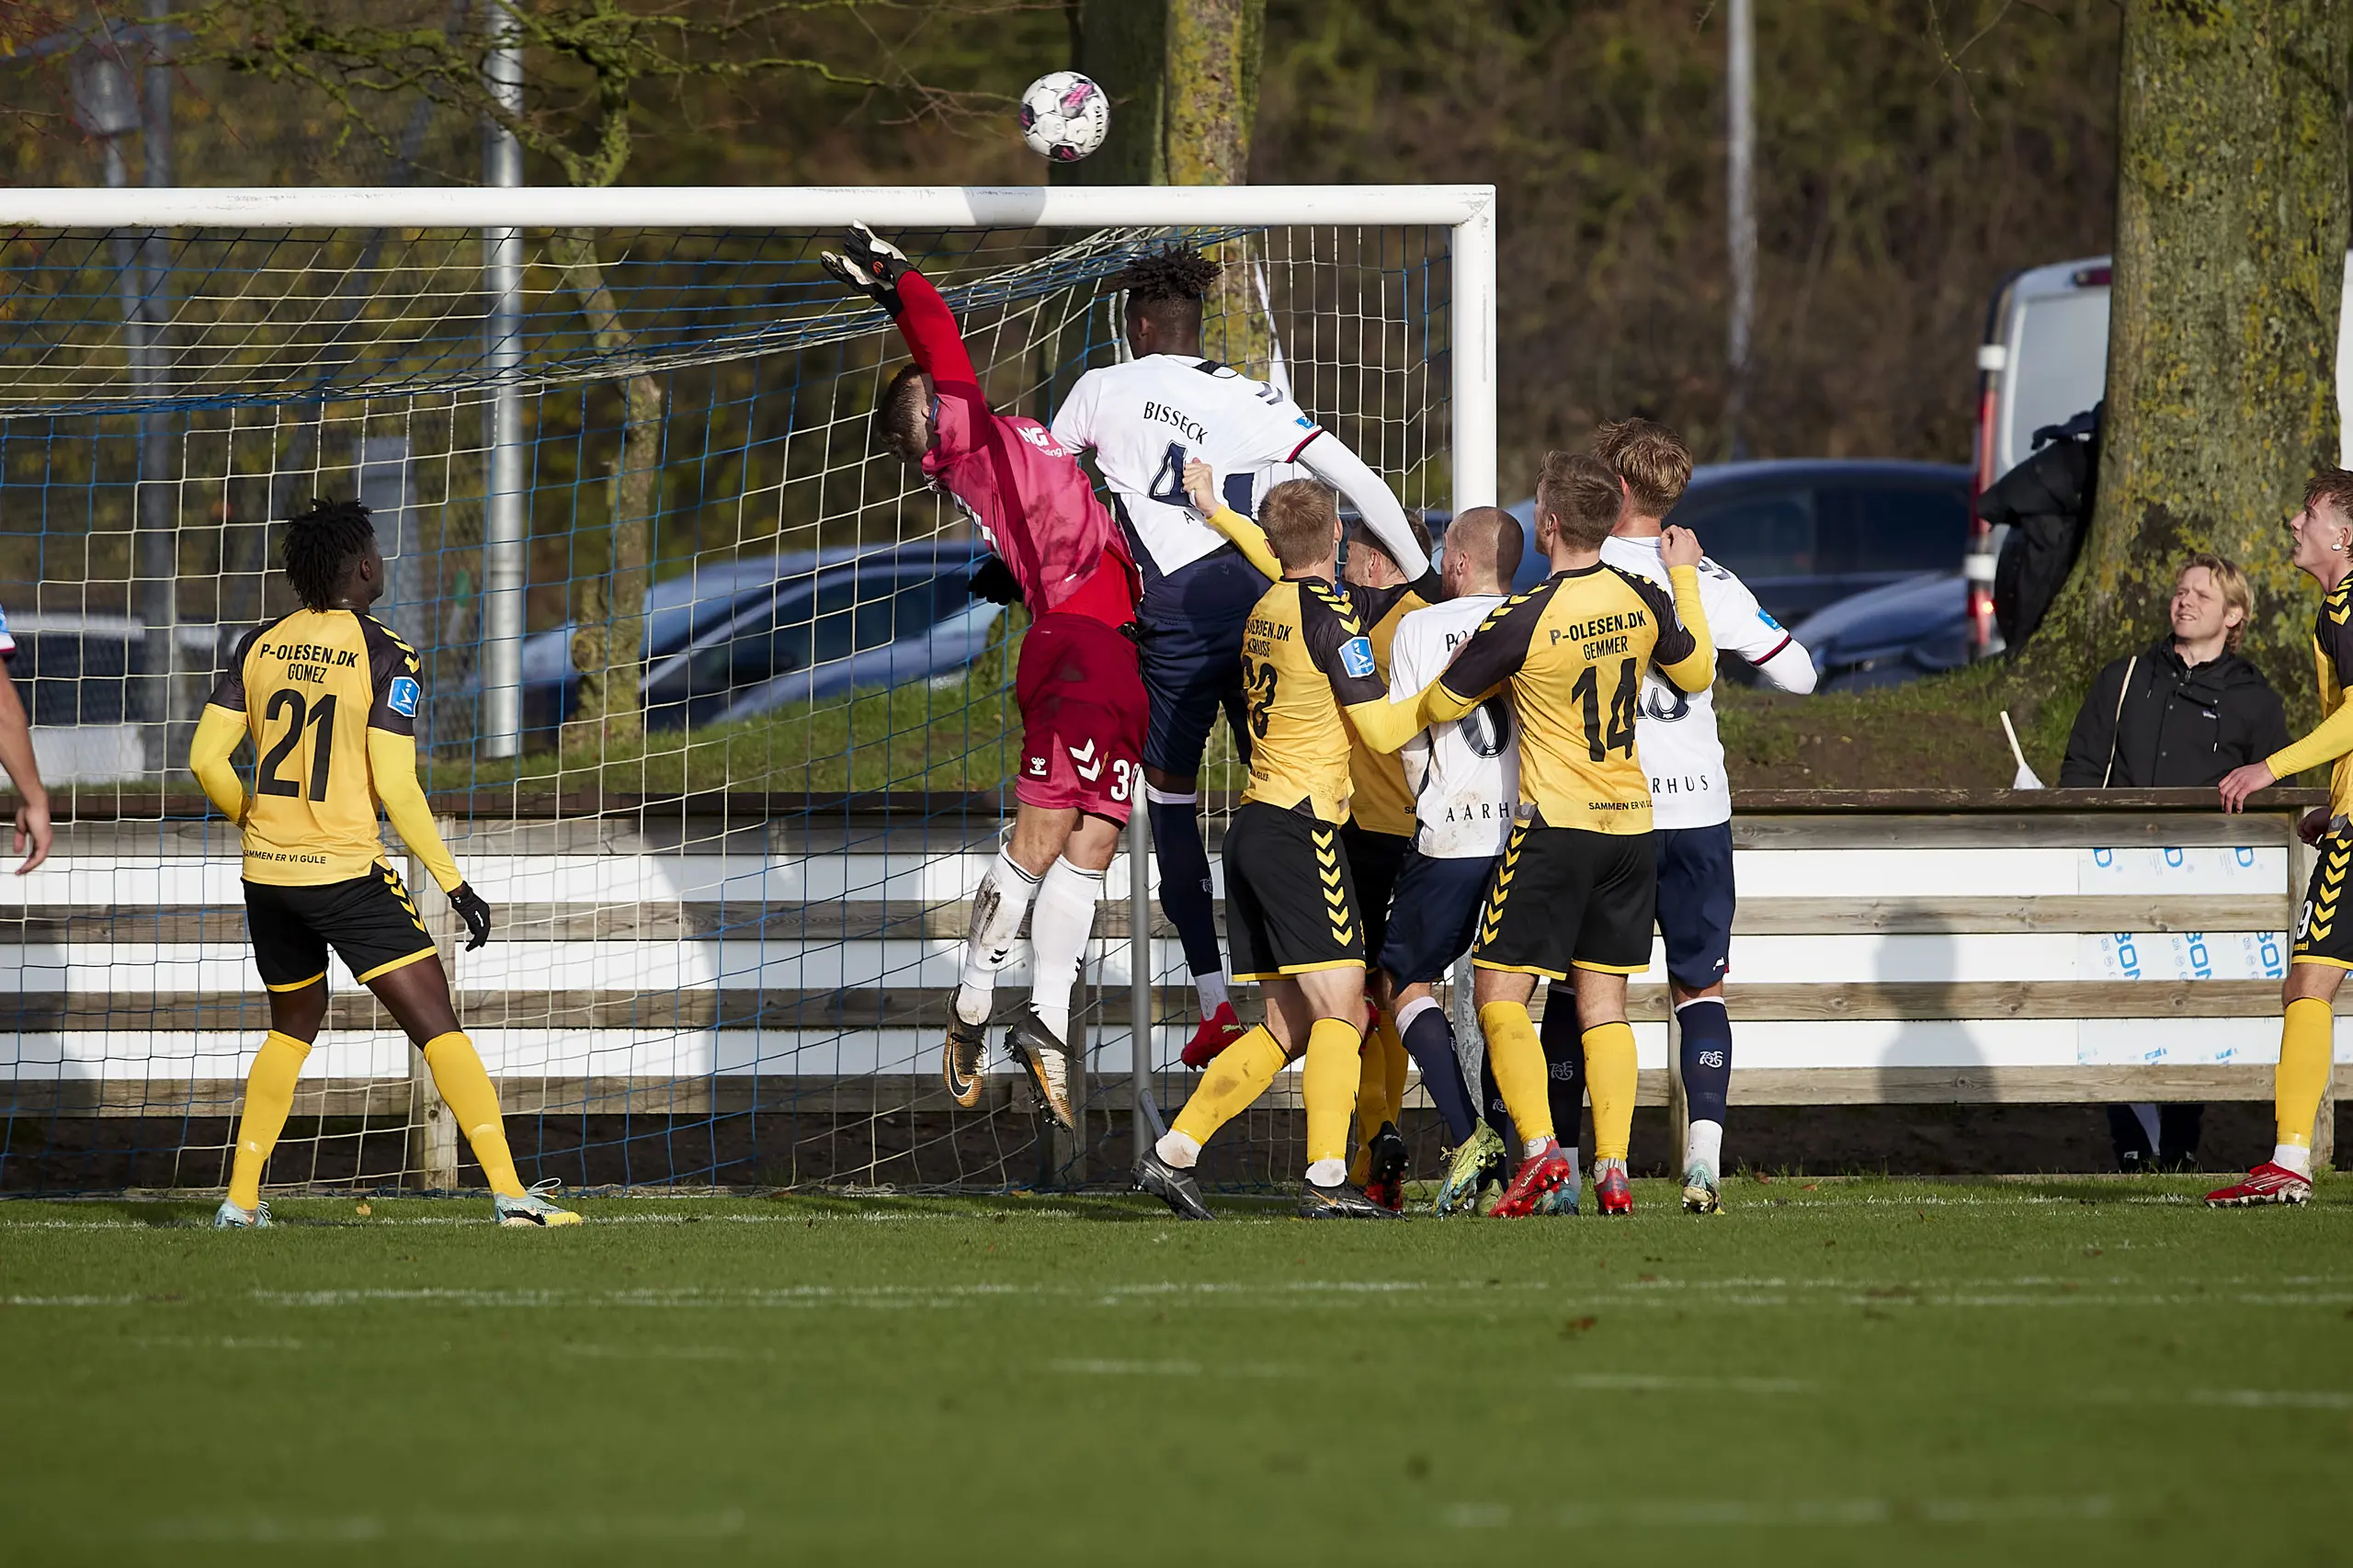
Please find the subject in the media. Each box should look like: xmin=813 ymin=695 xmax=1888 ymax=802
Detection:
xmin=1019 ymin=72 xmax=1109 ymax=164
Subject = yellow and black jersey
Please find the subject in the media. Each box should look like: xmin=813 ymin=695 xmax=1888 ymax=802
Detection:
xmin=199 ymin=609 xmax=453 ymax=888
xmin=2268 ymin=574 xmax=2353 ymax=819
xmin=1344 ymin=581 xmax=1430 ymax=837
xmin=1433 ymin=562 xmax=1713 ymax=835
xmin=1239 ymin=576 xmax=1390 ymax=824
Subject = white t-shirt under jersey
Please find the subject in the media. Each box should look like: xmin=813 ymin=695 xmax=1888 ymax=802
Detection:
xmin=1388 ymin=593 xmax=1520 ymax=858
xmin=1051 ymin=354 xmax=1324 ymax=575
xmin=1599 ymin=533 xmax=1796 ymax=830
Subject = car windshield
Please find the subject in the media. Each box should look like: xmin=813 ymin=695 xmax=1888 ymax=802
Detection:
xmin=1674 ymin=487 xmax=1816 ymax=578
xmin=1674 ymin=480 xmax=1968 ymax=578
xmin=665 ymin=567 xmax=971 ymax=701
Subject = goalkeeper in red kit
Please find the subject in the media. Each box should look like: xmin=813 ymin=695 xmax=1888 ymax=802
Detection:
xmin=825 ymin=225 xmax=1145 ymax=1131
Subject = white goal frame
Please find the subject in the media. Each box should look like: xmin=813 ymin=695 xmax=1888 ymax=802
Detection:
xmin=0 ymin=183 xmax=1497 ymax=1173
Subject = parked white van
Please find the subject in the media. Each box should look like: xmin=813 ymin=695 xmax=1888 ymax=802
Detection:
xmin=1965 ymin=253 xmax=2353 ymax=652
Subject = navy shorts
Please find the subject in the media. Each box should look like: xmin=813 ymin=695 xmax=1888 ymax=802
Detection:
xmin=1378 ymin=846 xmax=1500 ymax=986
xmin=1132 ymin=543 xmax=1266 ymax=778
xmin=1655 ymin=822 xmax=1735 ymax=990
xmin=1339 ymin=823 xmax=1410 ymax=967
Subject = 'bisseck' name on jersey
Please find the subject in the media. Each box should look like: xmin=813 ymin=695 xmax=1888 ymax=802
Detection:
xmin=1238 ymin=578 xmax=1390 ymax=824
xmin=206 ymin=608 xmax=426 ymax=886
xmin=1051 ymin=356 xmax=1324 ymax=578
xmin=1436 ymin=563 xmax=1711 ymax=835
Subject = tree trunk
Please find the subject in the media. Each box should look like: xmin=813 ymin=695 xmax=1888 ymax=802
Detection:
xmin=1064 ymin=0 xmax=1167 ymax=186
xmin=2035 ymin=0 xmax=2349 ymax=715
xmin=1165 ymin=0 xmax=1267 ymax=379
xmin=549 ymin=226 xmax=660 ymax=745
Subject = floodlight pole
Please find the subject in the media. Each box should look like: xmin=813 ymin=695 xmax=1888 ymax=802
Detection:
xmin=480 ymin=26 xmax=527 ymax=759
xmin=1725 ymin=0 xmax=1756 ymax=460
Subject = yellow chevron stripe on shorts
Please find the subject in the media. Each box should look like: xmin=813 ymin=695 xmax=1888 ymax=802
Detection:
xmin=1312 ymin=825 xmax=1355 ymax=945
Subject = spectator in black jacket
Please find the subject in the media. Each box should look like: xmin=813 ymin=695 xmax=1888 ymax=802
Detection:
xmin=2059 ymin=552 xmax=2290 ymax=1172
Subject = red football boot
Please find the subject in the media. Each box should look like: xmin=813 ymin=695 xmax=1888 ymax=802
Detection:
xmin=1595 ymin=1161 xmax=1634 ymax=1216
xmin=1180 ymin=1002 xmax=1247 ymax=1069
xmin=1488 ymin=1142 xmax=1575 ymax=1218
xmin=2204 ymin=1162 xmax=2313 ymax=1207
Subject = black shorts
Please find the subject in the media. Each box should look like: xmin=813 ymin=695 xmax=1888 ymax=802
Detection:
xmin=1223 ymin=802 xmax=1365 ymax=982
xmin=1133 ymin=544 xmax=1265 ymax=777
xmin=1654 ymin=822 xmax=1735 ymax=990
xmin=244 ymin=867 xmax=438 ymax=992
xmin=1339 ymin=822 xmax=1410 ymax=968
xmin=1472 ymin=824 xmax=1655 ymax=981
xmin=2293 ymin=835 xmax=2353 ymax=969
xmin=1378 ymin=846 xmax=1499 ymax=986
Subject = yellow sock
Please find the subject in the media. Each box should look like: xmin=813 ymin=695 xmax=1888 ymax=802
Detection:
xmin=226 ymin=1030 xmax=311 ymax=1210
xmin=1584 ymin=1020 xmax=1639 ymax=1162
xmin=1302 ymin=1017 xmax=1363 ymax=1165
xmin=2275 ymin=996 xmax=2334 ymax=1149
xmin=1173 ymin=1026 xmax=1289 ymax=1146
xmin=1478 ymin=999 xmax=1555 ymax=1147
xmin=1350 ymin=1016 xmax=1394 ymax=1182
xmin=422 ymin=1031 xmax=525 ymax=1198
xmin=1381 ymin=1014 xmax=1409 ymax=1132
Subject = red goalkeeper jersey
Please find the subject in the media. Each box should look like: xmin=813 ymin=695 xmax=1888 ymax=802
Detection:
xmin=892 ymin=271 xmax=1137 ymax=624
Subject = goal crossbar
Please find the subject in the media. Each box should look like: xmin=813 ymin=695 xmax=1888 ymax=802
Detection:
xmin=0 ymin=183 xmax=1499 ymax=512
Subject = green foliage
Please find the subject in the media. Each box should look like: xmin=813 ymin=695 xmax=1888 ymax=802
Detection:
xmin=1256 ymin=0 xmax=2122 ymax=487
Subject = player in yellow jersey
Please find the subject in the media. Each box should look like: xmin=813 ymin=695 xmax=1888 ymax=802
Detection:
xmin=1131 ymin=476 xmax=1428 ymax=1219
xmin=189 ymin=498 xmax=579 ymax=1229
xmin=1398 ymin=451 xmax=1713 ymax=1218
xmin=1162 ymin=457 xmax=1436 ymax=1210
xmin=2211 ymin=469 xmax=2353 ymax=1206
xmin=1336 ymin=517 xmax=1437 ymax=1210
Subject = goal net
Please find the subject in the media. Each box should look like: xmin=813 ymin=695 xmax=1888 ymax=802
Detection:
xmin=0 ymin=185 xmax=1495 ymax=1196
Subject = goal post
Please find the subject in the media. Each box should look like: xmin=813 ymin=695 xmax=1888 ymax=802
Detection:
xmin=0 ymin=184 xmax=1495 ymax=1196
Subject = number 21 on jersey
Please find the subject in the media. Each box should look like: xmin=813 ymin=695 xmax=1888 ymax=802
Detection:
xmin=257 ymin=689 xmax=337 ymax=801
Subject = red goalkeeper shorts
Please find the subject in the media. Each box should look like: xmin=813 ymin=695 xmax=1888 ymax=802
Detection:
xmin=1013 ymin=611 xmax=1145 ymax=824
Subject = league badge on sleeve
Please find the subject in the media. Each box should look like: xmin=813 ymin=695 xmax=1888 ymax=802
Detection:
xmin=388 ymin=676 xmax=421 ymax=718
xmin=1339 ymin=635 xmax=1377 ymax=679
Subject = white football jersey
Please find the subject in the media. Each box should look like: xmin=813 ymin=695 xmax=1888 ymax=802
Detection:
xmin=1389 ymin=594 xmax=1520 ymax=858
xmin=1050 ymin=354 xmax=1324 ymax=576
xmin=1598 ymin=533 xmax=1796 ymax=829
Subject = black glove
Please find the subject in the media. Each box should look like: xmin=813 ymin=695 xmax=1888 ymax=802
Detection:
xmin=820 ymin=222 xmax=915 ymax=303
xmin=969 ymin=554 xmax=1025 ymax=607
xmin=447 ymin=881 xmax=493 ymax=951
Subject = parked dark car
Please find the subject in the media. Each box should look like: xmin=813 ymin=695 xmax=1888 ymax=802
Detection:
xmin=1788 ymin=572 xmax=1969 ymax=691
xmin=483 ymin=540 xmax=1003 ymax=738
xmin=1491 ymin=459 xmax=1966 ymax=617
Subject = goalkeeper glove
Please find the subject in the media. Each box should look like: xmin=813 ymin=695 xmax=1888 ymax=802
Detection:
xmin=447 ymin=881 xmax=494 ymax=951
xmin=821 ymin=223 xmax=916 ymax=304
xmin=969 ymin=554 xmax=1025 ymax=607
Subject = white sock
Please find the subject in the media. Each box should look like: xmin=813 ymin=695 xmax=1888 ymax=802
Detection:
xmin=2129 ymin=1102 xmax=2163 ymax=1156
xmin=1562 ymin=1144 xmax=1580 ymax=1176
xmin=1595 ymin=1155 xmax=1627 ymax=1179
xmin=1304 ymin=1156 xmax=1347 ymax=1187
xmin=1687 ymin=1119 xmax=1723 ymax=1176
xmin=1395 ymin=994 xmax=1440 ymax=1031
xmin=1195 ymin=971 xmax=1231 ymax=1019
xmin=2271 ymin=1142 xmax=2314 ymax=1176
xmin=1524 ymin=1136 xmax=1553 ymax=1161
xmin=955 ymin=849 xmax=1040 ymax=1025
xmin=1156 ymin=1130 xmax=1202 ymax=1169
xmin=1027 ymin=856 xmax=1103 ymax=1046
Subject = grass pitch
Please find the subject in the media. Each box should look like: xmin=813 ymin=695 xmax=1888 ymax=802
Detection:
xmin=3 ymin=1178 xmax=2347 ymax=1566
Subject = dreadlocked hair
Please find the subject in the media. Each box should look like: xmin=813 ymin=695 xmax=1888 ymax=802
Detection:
xmin=1116 ymin=244 xmax=1222 ymax=307
xmin=282 ymin=496 xmax=376 ymax=612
